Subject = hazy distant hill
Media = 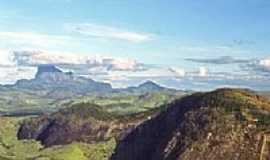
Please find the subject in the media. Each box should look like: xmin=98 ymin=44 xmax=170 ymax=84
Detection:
xmin=118 ymin=80 xmax=176 ymax=95
xmin=0 ymin=65 xmax=184 ymax=116
xmin=111 ymin=88 xmax=270 ymax=160
xmin=3 ymin=65 xmax=179 ymax=99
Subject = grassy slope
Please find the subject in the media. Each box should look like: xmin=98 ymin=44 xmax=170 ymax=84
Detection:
xmin=71 ymin=91 xmax=183 ymax=114
xmin=0 ymin=90 xmax=65 ymax=116
xmin=0 ymin=117 xmax=116 ymax=160
xmin=0 ymin=91 xmax=184 ymax=116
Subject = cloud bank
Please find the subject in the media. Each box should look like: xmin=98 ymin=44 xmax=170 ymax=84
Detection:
xmin=12 ymin=50 xmax=146 ymax=72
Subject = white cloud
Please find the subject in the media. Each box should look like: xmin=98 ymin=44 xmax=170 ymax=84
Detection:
xmin=245 ymin=57 xmax=270 ymax=75
xmin=169 ymin=67 xmax=186 ymax=77
xmin=107 ymin=58 xmax=144 ymax=71
xmin=0 ymin=49 xmax=149 ymax=84
xmin=12 ymin=50 xmax=146 ymax=72
xmin=258 ymin=57 xmax=270 ymax=71
xmin=198 ymin=67 xmax=208 ymax=77
xmin=0 ymin=49 xmax=15 ymax=66
xmin=169 ymin=66 xmax=209 ymax=78
xmin=66 ymin=23 xmax=154 ymax=43
xmin=0 ymin=66 xmax=36 ymax=84
xmin=13 ymin=50 xmax=88 ymax=65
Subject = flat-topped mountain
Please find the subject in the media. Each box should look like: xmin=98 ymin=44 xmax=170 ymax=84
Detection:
xmin=35 ymin=64 xmax=63 ymax=79
xmin=111 ymin=88 xmax=270 ymax=160
xmin=10 ymin=65 xmax=113 ymax=98
xmin=34 ymin=65 xmax=77 ymax=83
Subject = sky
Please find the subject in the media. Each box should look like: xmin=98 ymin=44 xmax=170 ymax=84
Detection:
xmin=0 ymin=0 xmax=270 ymax=90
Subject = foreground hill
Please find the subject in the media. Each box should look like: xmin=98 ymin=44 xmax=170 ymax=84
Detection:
xmin=111 ymin=88 xmax=270 ymax=160
xmin=17 ymin=102 xmax=163 ymax=147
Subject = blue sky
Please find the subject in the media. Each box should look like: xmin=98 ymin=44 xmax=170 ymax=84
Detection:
xmin=0 ymin=0 xmax=270 ymax=90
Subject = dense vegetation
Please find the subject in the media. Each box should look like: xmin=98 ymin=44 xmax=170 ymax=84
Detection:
xmin=17 ymin=101 xmax=165 ymax=147
xmin=111 ymin=88 xmax=270 ymax=160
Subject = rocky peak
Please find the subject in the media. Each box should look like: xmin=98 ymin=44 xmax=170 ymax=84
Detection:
xmin=34 ymin=64 xmax=78 ymax=83
xmin=35 ymin=64 xmax=63 ymax=78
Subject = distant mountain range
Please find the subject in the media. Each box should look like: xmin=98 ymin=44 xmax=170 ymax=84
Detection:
xmin=1 ymin=64 xmax=175 ymax=99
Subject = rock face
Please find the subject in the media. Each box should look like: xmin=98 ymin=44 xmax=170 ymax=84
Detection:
xmin=34 ymin=64 xmax=73 ymax=83
xmin=111 ymin=88 xmax=270 ymax=160
xmin=35 ymin=64 xmax=63 ymax=79
xmin=17 ymin=103 xmax=161 ymax=147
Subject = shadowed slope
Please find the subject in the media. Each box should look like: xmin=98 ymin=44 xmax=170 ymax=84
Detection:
xmin=17 ymin=102 xmax=162 ymax=147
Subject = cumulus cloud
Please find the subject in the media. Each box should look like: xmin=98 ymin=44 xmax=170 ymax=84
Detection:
xmin=0 ymin=49 xmax=150 ymax=84
xmin=0 ymin=49 xmax=15 ymax=66
xmin=168 ymin=67 xmax=186 ymax=77
xmin=0 ymin=66 xmax=36 ymax=84
xmin=0 ymin=50 xmax=36 ymax=84
xmin=66 ymin=23 xmax=154 ymax=43
xmin=185 ymin=56 xmax=249 ymax=64
xmin=256 ymin=57 xmax=270 ymax=71
xmin=198 ymin=67 xmax=208 ymax=77
xmin=169 ymin=66 xmax=210 ymax=78
xmin=246 ymin=57 xmax=270 ymax=74
xmin=12 ymin=50 xmax=147 ymax=72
